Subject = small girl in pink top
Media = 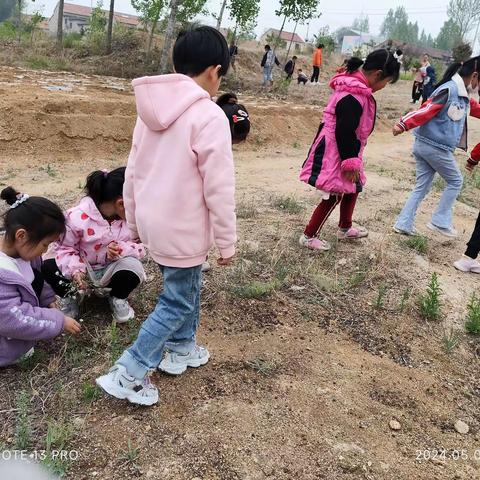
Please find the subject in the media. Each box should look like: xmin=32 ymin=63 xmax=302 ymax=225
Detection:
xmin=42 ymin=167 xmax=146 ymax=323
xmin=299 ymin=50 xmax=401 ymax=251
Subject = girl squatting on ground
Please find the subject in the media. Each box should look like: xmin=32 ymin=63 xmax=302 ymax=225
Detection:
xmin=0 ymin=188 xmax=80 ymax=367
xmin=42 ymin=167 xmax=146 ymax=323
xmin=299 ymin=50 xmax=401 ymax=251
xmin=96 ymin=26 xmax=237 ymax=406
xmin=393 ymin=56 xmax=480 ymax=237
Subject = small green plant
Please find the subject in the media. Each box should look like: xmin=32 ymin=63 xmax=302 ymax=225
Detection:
xmin=442 ymin=329 xmax=461 ymax=353
xmin=399 ymin=288 xmax=411 ymax=313
xmin=465 ymin=293 xmax=480 ymax=334
xmin=236 ymin=198 xmax=258 ymax=219
xmin=81 ymin=382 xmax=101 ymax=403
xmin=119 ymin=439 xmax=140 ymax=465
xmin=374 ymin=284 xmax=388 ymax=309
xmin=405 ymin=235 xmax=428 ymax=254
xmin=245 ymin=358 xmax=277 ymax=376
xmin=108 ymin=321 xmax=123 ymax=359
xmin=46 ymin=164 xmax=57 ymax=177
xmin=232 ymin=279 xmax=281 ymax=299
xmin=293 ymin=141 xmax=300 ymax=149
xmin=15 ymin=391 xmax=31 ymax=450
xmin=272 ymin=195 xmax=303 ymax=214
xmin=42 ymin=421 xmax=74 ymax=476
xmin=419 ymin=272 xmax=442 ymax=321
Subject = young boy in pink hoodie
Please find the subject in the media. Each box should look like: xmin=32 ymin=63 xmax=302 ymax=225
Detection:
xmin=96 ymin=26 xmax=236 ymax=406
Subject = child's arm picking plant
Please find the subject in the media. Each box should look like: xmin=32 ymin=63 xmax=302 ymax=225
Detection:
xmin=63 ymin=316 xmax=81 ymax=334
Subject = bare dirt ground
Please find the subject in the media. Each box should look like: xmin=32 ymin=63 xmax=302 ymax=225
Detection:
xmin=1 ymin=65 xmax=480 ymax=480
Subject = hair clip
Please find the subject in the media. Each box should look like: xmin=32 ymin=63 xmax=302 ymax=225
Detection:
xmin=102 ymin=169 xmax=109 ymax=178
xmin=10 ymin=193 xmax=29 ymax=209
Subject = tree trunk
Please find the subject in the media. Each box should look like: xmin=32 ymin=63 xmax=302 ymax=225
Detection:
xmin=106 ymin=0 xmax=115 ymax=54
xmin=147 ymin=5 xmax=162 ymax=57
xmin=160 ymin=0 xmax=180 ymax=73
xmin=284 ymin=20 xmax=298 ymax=65
xmin=56 ymin=0 xmax=64 ymax=50
xmin=272 ymin=15 xmax=286 ymax=60
xmin=17 ymin=0 xmax=21 ymax=43
xmin=216 ymin=0 xmax=227 ymax=30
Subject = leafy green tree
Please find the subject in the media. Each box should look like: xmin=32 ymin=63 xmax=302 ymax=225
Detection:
xmin=314 ymin=26 xmax=335 ymax=53
xmin=447 ymin=0 xmax=480 ymax=40
xmin=24 ymin=11 xmax=44 ymax=44
xmin=88 ymin=2 xmax=107 ymax=34
xmin=435 ymin=18 xmax=462 ymax=50
xmin=132 ymin=0 xmax=165 ymax=55
xmin=228 ymin=0 xmax=259 ymax=40
xmin=381 ymin=6 xmax=419 ymax=43
xmin=352 ymin=15 xmax=369 ymax=33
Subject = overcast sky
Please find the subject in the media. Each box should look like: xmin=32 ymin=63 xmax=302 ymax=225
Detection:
xmin=28 ymin=0 xmax=454 ymax=41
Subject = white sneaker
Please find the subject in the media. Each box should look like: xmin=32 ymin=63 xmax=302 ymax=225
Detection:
xmin=158 ymin=345 xmax=210 ymax=375
xmin=299 ymin=234 xmax=331 ymax=251
xmin=108 ymin=297 xmax=134 ymax=323
xmin=58 ymin=296 xmax=79 ymax=319
xmin=201 ymin=261 xmax=211 ymax=272
xmin=96 ymin=364 xmax=159 ymax=406
xmin=426 ymin=222 xmax=457 ymax=238
xmin=454 ymin=256 xmax=480 ymax=273
xmin=393 ymin=226 xmax=418 ymax=236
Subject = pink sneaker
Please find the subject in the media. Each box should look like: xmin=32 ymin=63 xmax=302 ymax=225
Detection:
xmin=337 ymin=226 xmax=368 ymax=240
xmin=453 ymin=257 xmax=480 ymax=273
xmin=299 ymin=234 xmax=331 ymax=251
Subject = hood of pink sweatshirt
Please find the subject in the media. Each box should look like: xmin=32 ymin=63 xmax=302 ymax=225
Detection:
xmin=124 ymin=74 xmax=237 ymax=268
xmin=132 ymin=74 xmax=210 ymax=131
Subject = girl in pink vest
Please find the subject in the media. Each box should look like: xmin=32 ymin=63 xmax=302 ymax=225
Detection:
xmin=299 ymin=50 xmax=401 ymax=251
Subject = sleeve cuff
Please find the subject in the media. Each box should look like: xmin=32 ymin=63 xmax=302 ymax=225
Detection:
xmin=340 ymin=157 xmax=362 ymax=172
xmin=397 ymin=121 xmax=407 ymax=132
xmin=219 ymin=245 xmax=235 ymax=260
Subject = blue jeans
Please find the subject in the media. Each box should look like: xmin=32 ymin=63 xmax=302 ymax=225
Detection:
xmin=117 ymin=264 xmax=202 ymax=379
xmin=263 ymin=66 xmax=273 ymax=85
xmin=395 ymin=139 xmax=463 ymax=232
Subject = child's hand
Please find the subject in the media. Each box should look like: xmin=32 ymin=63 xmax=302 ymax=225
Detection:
xmin=107 ymin=242 xmax=122 ymax=261
xmin=466 ymin=161 xmax=476 ymax=173
xmin=343 ymin=170 xmax=360 ymax=183
xmin=49 ymin=301 xmax=58 ymax=309
xmin=392 ymin=124 xmax=404 ymax=136
xmin=218 ymin=255 xmax=235 ymax=266
xmin=63 ymin=316 xmax=81 ymax=334
xmin=73 ymin=272 xmax=87 ymax=290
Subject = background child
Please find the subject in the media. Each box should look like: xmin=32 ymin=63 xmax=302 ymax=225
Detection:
xmin=96 ymin=26 xmax=236 ymax=406
xmin=42 ymin=168 xmax=146 ymax=323
xmin=393 ymin=56 xmax=480 ymax=237
xmin=311 ymin=44 xmax=324 ymax=83
xmin=216 ymin=93 xmax=251 ymax=143
xmin=411 ymin=65 xmax=424 ymax=104
xmin=421 ymin=65 xmax=437 ymax=103
xmin=0 ymin=187 xmax=80 ymax=367
xmin=454 ymin=143 xmax=480 ymax=272
xmin=298 ymin=69 xmax=308 ymax=85
xmin=261 ymin=44 xmax=280 ymax=87
xmin=299 ymin=50 xmax=401 ymax=251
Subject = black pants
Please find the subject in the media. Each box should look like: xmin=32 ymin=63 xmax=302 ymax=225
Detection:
xmin=412 ymin=81 xmax=422 ymax=102
xmin=298 ymin=78 xmax=307 ymax=85
xmin=465 ymin=211 xmax=480 ymax=259
xmin=311 ymin=66 xmax=320 ymax=83
xmin=42 ymin=259 xmax=140 ymax=300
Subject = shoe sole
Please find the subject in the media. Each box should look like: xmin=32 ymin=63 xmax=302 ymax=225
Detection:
xmin=95 ymin=375 xmax=158 ymax=406
xmin=426 ymin=223 xmax=457 ymax=238
xmin=159 ymin=352 xmax=210 ymax=376
xmin=393 ymin=226 xmax=417 ymax=236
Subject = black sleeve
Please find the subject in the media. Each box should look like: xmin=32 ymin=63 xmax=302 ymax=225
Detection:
xmin=261 ymin=53 xmax=266 ymax=67
xmin=335 ymin=95 xmax=363 ymax=160
xmin=275 ymin=56 xmax=280 ymax=66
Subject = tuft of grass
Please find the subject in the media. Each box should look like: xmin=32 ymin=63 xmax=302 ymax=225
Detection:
xmin=81 ymin=382 xmax=101 ymax=403
xmin=404 ymin=235 xmax=428 ymax=254
xmin=398 ymin=288 xmax=411 ymax=313
xmin=108 ymin=321 xmax=124 ymax=359
xmin=442 ymin=329 xmax=461 ymax=354
xmin=119 ymin=439 xmax=140 ymax=465
xmin=245 ymin=358 xmax=277 ymax=376
xmin=24 ymin=55 xmax=71 ymax=71
xmin=374 ymin=284 xmax=388 ymax=309
xmin=419 ymin=272 xmax=442 ymax=321
xmin=236 ymin=198 xmax=259 ymax=219
xmin=272 ymin=195 xmax=304 ymax=214
xmin=14 ymin=391 xmax=31 ymax=450
xmin=232 ymin=279 xmax=281 ymax=299
xmin=42 ymin=420 xmax=75 ymax=476
xmin=465 ymin=293 xmax=480 ymax=334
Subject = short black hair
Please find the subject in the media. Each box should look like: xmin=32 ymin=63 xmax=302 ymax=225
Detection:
xmin=346 ymin=49 xmax=401 ymax=83
xmin=265 ymin=44 xmax=271 ymax=50
xmin=1 ymin=187 xmax=65 ymax=245
xmin=173 ymin=25 xmax=230 ymax=77
xmin=216 ymin=93 xmax=251 ymax=143
xmin=292 ymin=56 xmax=297 ymax=60
xmin=318 ymin=44 xmax=324 ymax=48
xmin=85 ymin=167 xmax=126 ymax=206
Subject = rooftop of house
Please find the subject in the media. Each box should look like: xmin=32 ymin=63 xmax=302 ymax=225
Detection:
xmin=58 ymin=2 xmax=139 ymax=26
xmin=263 ymin=28 xmax=305 ymax=44
xmin=375 ymin=39 xmax=451 ymax=60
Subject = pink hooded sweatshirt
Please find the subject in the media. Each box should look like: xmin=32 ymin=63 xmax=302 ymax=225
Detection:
xmin=52 ymin=196 xmax=146 ymax=279
xmin=124 ymin=74 xmax=236 ymax=268
xmin=300 ymin=71 xmax=376 ymax=194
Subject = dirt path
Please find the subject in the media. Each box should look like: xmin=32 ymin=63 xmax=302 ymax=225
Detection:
xmin=1 ymin=66 xmax=480 ymax=480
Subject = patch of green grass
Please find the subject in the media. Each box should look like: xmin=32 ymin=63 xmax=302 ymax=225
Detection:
xmin=245 ymin=358 xmax=277 ymax=376
xmin=419 ymin=272 xmax=442 ymax=321
xmin=404 ymin=235 xmax=428 ymax=254
xmin=119 ymin=439 xmax=140 ymax=465
xmin=18 ymin=348 xmax=48 ymax=370
xmin=272 ymin=195 xmax=304 ymax=214
xmin=24 ymin=55 xmax=71 ymax=71
xmin=232 ymin=279 xmax=281 ymax=299
xmin=108 ymin=321 xmax=124 ymax=359
xmin=465 ymin=293 xmax=480 ymax=334
xmin=442 ymin=329 xmax=461 ymax=354
xmin=398 ymin=288 xmax=411 ymax=313
xmin=81 ymin=382 xmax=101 ymax=403
xmin=42 ymin=420 xmax=75 ymax=476
xmin=374 ymin=284 xmax=388 ymax=309
xmin=14 ymin=391 xmax=31 ymax=450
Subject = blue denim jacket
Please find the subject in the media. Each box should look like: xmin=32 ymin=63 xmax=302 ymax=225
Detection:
xmin=414 ymin=74 xmax=470 ymax=152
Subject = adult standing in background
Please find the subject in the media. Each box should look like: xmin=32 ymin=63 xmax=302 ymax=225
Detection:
xmin=311 ymin=44 xmax=324 ymax=83
xmin=229 ymin=40 xmax=238 ymax=71
xmin=261 ymin=45 xmax=280 ymax=87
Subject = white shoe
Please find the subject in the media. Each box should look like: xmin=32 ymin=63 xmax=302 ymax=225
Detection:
xmin=453 ymin=256 xmax=480 ymax=273
xmin=158 ymin=345 xmax=210 ymax=375
xmin=426 ymin=222 xmax=457 ymax=238
xmin=393 ymin=225 xmax=418 ymax=236
xmin=299 ymin=234 xmax=331 ymax=251
xmin=201 ymin=261 xmax=211 ymax=272
xmin=58 ymin=296 xmax=79 ymax=319
xmin=96 ymin=365 xmax=159 ymax=406
xmin=109 ymin=297 xmax=134 ymax=323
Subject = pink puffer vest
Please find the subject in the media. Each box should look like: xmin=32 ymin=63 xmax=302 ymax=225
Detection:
xmin=300 ymin=71 xmax=376 ymax=194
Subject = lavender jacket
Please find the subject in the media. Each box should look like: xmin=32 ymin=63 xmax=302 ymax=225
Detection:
xmin=0 ymin=256 xmax=64 ymax=367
